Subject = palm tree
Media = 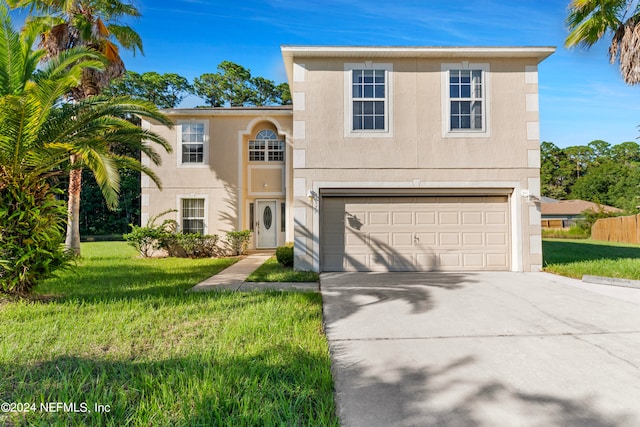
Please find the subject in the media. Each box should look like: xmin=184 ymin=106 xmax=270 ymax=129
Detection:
xmin=8 ymin=0 xmax=146 ymax=254
xmin=8 ymin=0 xmax=143 ymax=98
xmin=0 ymin=5 xmax=171 ymax=256
xmin=566 ymin=0 xmax=640 ymax=84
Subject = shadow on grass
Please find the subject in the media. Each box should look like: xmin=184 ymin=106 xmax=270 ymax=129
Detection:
xmin=543 ymin=240 xmax=640 ymax=266
xmin=35 ymin=258 xmax=239 ymax=303
xmin=1 ymin=347 xmax=337 ymax=426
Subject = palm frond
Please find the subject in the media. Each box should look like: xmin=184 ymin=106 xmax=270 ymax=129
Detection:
xmin=107 ymin=24 xmax=143 ymax=55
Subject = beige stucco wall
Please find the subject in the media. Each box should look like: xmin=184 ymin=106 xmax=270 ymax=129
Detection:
xmin=288 ymin=52 xmax=548 ymax=272
xmin=141 ymin=109 xmax=293 ymax=248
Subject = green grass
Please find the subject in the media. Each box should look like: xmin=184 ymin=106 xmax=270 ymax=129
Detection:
xmin=0 ymin=242 xmax=337 ymax=426
xmin=246 ymin=257 xmax=320 ymax=282
xmin=543 ymin=238 xmax=640 ymax=280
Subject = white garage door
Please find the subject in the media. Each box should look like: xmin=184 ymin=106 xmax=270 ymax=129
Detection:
xmin=321 ymin=196 xmax=510 ymax=271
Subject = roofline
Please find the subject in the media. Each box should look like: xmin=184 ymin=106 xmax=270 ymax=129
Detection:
xmin=160 ymin=106 xmax=293 ymax=116
xmin=281 ymin=45 xmax=556 ymax=83
xmin=281 ymin=45 xmax=556 ymax=56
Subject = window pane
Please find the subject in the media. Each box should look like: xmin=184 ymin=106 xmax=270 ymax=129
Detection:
xmin=450 ymin=86 xmax=459 ymax=98
xmin=353 ymin=116 xmax=362 ymax=130
xmin=374 ymin=116 xmax=384 ymax=129
xmin=353 ymin=70 xmax=362 ymax=83
xmin=364 ymin=69 xmax=374 ymax=82
xmin=364 ymin=85 xmax=373 ymax=98
xmin=353 ymin=101 xmax=362 ymax=114
xmin=451 ymin=102 xmax=460 ymax=114
xmin=374 ymin=101 xmax=384 ymax=114
xmin=451 ymin=116 xmax=460 ymax=129
xmin=461 ymin=85 xmax=470 ymax=98
xmin=363 ymin=101 xmax=374 ymax=114
xmin=460 ymin=102 xmax=471 ymax=114
xmin=374 ymin=85 xmax=385 ymax=98
xmin=353 ymin=85 xmax=362 ymax=98
xmin=461 ymin=116 xmax=471 ymax=128
xmin=363 ymin=116 xmax=374 ymax=129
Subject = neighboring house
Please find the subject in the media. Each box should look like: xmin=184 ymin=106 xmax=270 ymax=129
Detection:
xmin=142 ymin=45 xmax=555 ymax=272
xmin=540 ymin=198 xmax=622 ymax=229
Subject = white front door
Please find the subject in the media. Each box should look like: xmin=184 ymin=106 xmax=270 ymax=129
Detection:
xmin=256 ymin=200 xmax=278 ymax=248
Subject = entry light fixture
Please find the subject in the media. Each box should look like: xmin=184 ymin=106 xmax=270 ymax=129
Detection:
xmin=521 ymin=189 xmax=540 ymax=203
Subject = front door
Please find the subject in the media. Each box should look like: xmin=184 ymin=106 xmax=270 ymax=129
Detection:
xmin=256 ymin=200 xmax=277 ymax=248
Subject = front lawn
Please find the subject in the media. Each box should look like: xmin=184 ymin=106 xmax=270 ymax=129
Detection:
xmin=246 ymin=257 xmax=320 ymax=282
xmin=543 ymin=238 xmax=640 ymax=280
xmin=0 ymin=242 xmax=337 ymax=426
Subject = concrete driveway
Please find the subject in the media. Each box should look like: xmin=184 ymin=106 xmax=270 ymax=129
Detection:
xmin=320 ymin=272 xmax=640 ymax=427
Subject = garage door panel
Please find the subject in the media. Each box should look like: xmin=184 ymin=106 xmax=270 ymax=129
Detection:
xmin=392 ymin=212 xmax=413 ymax=225
xmin=463 ymin=232 xmax=483 ymax=245
xmin=439 ymin=233 xmax=460 ymax=246
xmin=392 ymin=232 xmax=413 ymax=246
xmin=416 ymin=212 xmax=436 ymax=225
xmin=369 ymin=232 xmax=390 ymax=246
xmin=486 ymin=232 xmax=507 ymax=245
xmin=345 ymin=231 xmax=367 ymax=246
xmin=462 ymin=212 xmax=483 ymax=225
xmin=487 ymin=253 xmax=508 ymax=268
xmin=486 ymin=211 xmax=507 ymax=225
xmin=439 ymin=212 xmax=460 ymax=225
xmin=321 ymin=195 xmax=510 ymax=272
xmin=440 ymin=253 xmax=461 ymax=268
xmin=415 ymin=232 xmax=436 ymax=245
xmin=369 ymin=212 xmax=389 ymax=225
xmin=463 ymin=253 xmax=484 ymax=268
xmin=390 ymin=254 xmax=415 ymax=271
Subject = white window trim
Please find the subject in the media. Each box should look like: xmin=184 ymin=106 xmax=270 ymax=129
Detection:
xmin=344 ymin=62 xmax=393 ymax=138
xmin=176 ymin=194 xmax=208 ymax=234
xmin=177 ymin=119 xmax=210 ymax=167
xmin=248 ymin=129 xmax=285 ymax=162
xmin=441 ymin=62 xmax=491 ymax=138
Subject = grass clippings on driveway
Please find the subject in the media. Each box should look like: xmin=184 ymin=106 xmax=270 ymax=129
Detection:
xmin=0 ymin=242 xmax=337 ymax=426
xmin=543 ymin=238 xmax=640 ymax=280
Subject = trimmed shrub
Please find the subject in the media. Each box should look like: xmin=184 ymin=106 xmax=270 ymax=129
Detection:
xmin=161 ymin=233 xmax=220 ymax=258
xmin=276 ymin=245 xmax=294 ymax=267
xmin=123 ymin=210 xmax=177 ymax=257
xmin=226 ymin=230 xmax=252 ymax=255
xmin=0 ymin=173 xmax=73 ymax=294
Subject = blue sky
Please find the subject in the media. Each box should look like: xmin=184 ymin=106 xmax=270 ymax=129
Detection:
xmin=15 ymin=0 xmax=640 ymax=148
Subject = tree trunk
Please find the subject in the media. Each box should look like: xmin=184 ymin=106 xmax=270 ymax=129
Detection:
xmin=65 ymin=155 xmax=83 ymax=256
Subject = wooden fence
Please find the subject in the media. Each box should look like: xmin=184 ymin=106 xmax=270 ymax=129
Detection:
xmin=591 ymin=214 xmax=640 ymax=244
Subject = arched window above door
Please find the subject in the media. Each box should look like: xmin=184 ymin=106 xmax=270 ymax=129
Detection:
xmin=249 ymin=129 xmax=284 ymax=162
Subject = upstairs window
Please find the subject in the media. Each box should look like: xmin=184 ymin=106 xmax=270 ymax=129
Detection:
xmin=178 ymin=120 xmax=208 ymax=165
xmin=352 ymin=69 xmax=386 ymax=131
xmin=344 ymin=62 xmax=392 ymax=137
xmin=249 ymin=130 xmax=284 ymax=162
xmin=449 ymin=69 xmax=484 ymax=131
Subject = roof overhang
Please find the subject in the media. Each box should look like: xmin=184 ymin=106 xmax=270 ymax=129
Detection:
xmin=281 ymin=45 xmax=556 ymax=83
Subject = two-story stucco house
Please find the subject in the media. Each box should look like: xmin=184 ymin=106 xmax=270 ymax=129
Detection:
xmin=141 ymin=45 xmax=555 ymax=272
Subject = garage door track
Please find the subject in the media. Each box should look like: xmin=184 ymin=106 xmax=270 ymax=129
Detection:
xmin=321 ymin=271 xmax=640 ymax=427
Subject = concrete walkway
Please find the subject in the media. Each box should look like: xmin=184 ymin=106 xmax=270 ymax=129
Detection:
xmin=189 ymin=251 xmax=318 ymax=292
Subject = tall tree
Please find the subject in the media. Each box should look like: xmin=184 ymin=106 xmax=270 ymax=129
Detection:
xmin=9 ymin=0 xmax=145 ymax=254
xmin=566 ymin=0 xmax=640 ymax=84
xmin=0 ymin=6 xmax=170 ymax=291
xmin=104 ymin=71 xmax=192 ymax=109
xmin=193 ymin=61 xmax=291 ymax=107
